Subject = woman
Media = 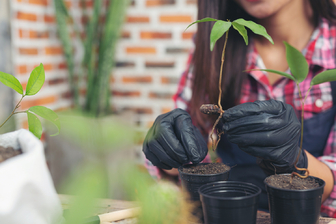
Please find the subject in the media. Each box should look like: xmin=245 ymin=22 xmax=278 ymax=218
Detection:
xmin=143 ymin=0 xmax=336 ymax=215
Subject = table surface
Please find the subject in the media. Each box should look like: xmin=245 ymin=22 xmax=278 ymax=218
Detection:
xmin=59 ymin=194 xmax=336 ymax=224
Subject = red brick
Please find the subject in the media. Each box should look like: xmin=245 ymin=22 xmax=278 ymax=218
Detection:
xmin=161 ymin=76 xmax=179 ymax=84
xmin=58 ymin=62 xmax=67 ymax=69
xmin=29 ymin=30 xmax=49 ymax=39
xmin=19 ymin=48 xmax=38 ymax=55
xmin=64 ymin=0 xmax=71 ymax=8
xmin=17 ymin=65 xmax=27 ymax=74
xmin=160 ymin=15 xmax=193 ymax=23
xmin=182 ymin=32 xmax=194 ymax=39
xmin=29 ymin=0 xmax=48 ymax=6
xmin=44 ymin=15 xmax=55 ymax=23
xmin=126 ymin=16 xmax=150 ymax=23
xmin=20 ymin=96 xmax=57 ymax=109
xmin=48 ymin=78 xmax=65 ymax=85
xmin=121 ymin=31 xmax=131 ymax=39
xmin=126 ymin=47 xmax=156 ymax=54
xmin=146 ymin=0 xmax=175 ymax=6
xmin=145 ymin=61 xmax=175 ymax=68
xmin=62 ymin=91 xmax=72 ymax=99
xmin=17 ymin=12 xmax=37 ymax=21
xmin=140 ymin=31 xmax=172 ymax=39
xmin=122 ymin=76 xmax=152 ymax=83
xmin=149 ymin=92 xmax=173 ymax=99
xmin=19 ymin=29 xmax=25 ymax=38
xmin=45 ymin=47 xmax=63 ymax=55
xmin=186 ymin=0 xmax=197 ymax=4
xmin=112 ymin=90 xmax=141 ymax=97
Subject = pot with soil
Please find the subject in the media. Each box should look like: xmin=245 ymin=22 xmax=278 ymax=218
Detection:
xmin=178 ymin=163 xmax=230 ymax=221
xmin=198 ymin=180 xmax=261 ymax=224
xmin=265 ymin=174 xmax=325 ymax=224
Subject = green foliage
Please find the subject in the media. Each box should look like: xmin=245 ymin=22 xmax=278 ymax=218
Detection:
xmin=54 ymin=0 xmax=130 ymax=116
xmin=27 ymin=112 xmax=42 ymax=139
xmin=284 ymin=42 xmax=309 ymax=83
xmin=0 ymin=71 xmax=23 ymax=95
xmin=232 ymin=21 xmax=247 ymax=45
xmin=0 ymin=64 xmax=60 ymax=139
xmin=54 ymin=0 xmax=77 ymax=106
xmin=311 ymin=69 xmax=336 ymax=86
xmin=251 ymin=42 xmax=336 ymax=88
xmin=233 ymin=19 xmax=274 ymax=44
xmin=26 ymin=63 xmax=45 ymax=96
xmin=186 ymin=18 xmax=273 ymax=51
xmin=210 ymin=21 xmax=231 ymax=51
xmin=28 ymin=106 xmax=60 ymax=136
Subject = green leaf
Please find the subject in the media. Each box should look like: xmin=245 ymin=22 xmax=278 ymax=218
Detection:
xmin=0 ymin=71 xmax=23 ymax=95
xmin=27 ymin=111 xmax=42 ymax=139
xmin=311 ymin=69 xmax=336 ymax=86
xmin=28 ymin=106 xmax=60 ymax=136
xmin=284 ymin=42 xmax=309 ymax=83
xmin=185 ymin=17 xmax=218 ymax=31
xmin=233 ymin=18 xmax=274 ymax=44
xmin=232 ymin=21 xmax=248 ymax=45
xmin=210 ymin=20 xmax=231 ymax=51
xmin=246 ymin=69 xmax=296 ymax=81
xmin=26 ymin=63 xmax=45 ymax=95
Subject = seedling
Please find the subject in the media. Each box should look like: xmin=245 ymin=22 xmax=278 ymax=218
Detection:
xmin=0 ymin=64 xmax=60 ymax=139
xmin=186 ymin=18 xmax=274 ymax=149
xmin=251 ymin=42 xmax=336 ymax=180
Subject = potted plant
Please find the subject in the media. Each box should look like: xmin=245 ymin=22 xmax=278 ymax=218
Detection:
xmin=250 ymin=42 xmax=336 ymax=224
xmin=0 ymin=64 xmax=62 ymax=224
xmin=178 ymin=18 xmax=273 ymax=223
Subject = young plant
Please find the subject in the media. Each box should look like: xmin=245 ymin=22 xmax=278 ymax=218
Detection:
xmin=186 ymin=18 xmax=274 ymax=149
xmin=251 ymin=42 xmax=336 ymax=180
xmin=0 ymin=63 xmax=60 ymax=139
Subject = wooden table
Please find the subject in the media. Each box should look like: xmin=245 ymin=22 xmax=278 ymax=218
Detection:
xmin=59 ymin=194 xmax=336 ymax=224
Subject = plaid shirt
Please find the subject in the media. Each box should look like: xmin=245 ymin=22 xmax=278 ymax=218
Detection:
xmin=145 ymin=18 xmax=336 ymax=217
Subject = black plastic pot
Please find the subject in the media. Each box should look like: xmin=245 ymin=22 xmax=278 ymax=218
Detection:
xmin=265 ymin=174 xmax=325 ymax=224
xmin=178 ymin=163 xmax=230 ymax=222
xmin=198 ymin=181 xmax=261 ymax=224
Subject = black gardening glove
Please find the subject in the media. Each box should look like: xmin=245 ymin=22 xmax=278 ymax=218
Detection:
xmin=221 ymin=99 xmax=307 ymax=175
xmin=142 ymin=108 xmax=208 ymax=170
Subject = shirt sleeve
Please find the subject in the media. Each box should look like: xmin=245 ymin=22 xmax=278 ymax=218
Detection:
xmin=143 ymin=50 xmax=212 ymax=183
xmin=319 ymin=118 xmax=336 ymax=218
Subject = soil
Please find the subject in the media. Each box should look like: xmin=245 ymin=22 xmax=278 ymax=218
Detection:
xmin=182 ymin=163 xmax=230 ymax=175
xmin=265 ymin=174 xmax=319 ymax=190
xmin=0 ymin=146 xmax=22 ymax=163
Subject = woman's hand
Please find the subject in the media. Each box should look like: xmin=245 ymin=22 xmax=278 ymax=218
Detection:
xmin=221 ymin=99 xmax=307 ymax=175
xmin=142 ymin=109 xmax=208 ymax=170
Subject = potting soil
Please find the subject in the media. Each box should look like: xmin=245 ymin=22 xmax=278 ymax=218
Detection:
xmin=182 ymin=163 xmax=229 ymax=174
xmin=0 ymin=146 xmax=22 ymax=163
xmin=266 ymin=175 xmax=319 ymax=190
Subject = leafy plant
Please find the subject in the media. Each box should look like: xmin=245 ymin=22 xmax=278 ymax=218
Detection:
xmin=250 ymin=42 xmax=336 ymax=180
xmin=0 ymin=64 xmax=60 ymax=139
xmin=186 ymin=17 xmax=274 ymax=149
xmin=54 ymin=0 xmax=130 ymax=116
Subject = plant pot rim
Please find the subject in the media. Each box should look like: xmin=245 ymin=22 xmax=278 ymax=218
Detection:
xmin=264 ymin=173 xmax=325 ymax=193
xmin=198 ymin=180 xmax=261 ymax=201
xmin=178 ymin=163 xmax=231 ymax=177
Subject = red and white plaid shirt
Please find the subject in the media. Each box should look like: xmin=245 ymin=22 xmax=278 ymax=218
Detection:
xmin=145 ymin=18 xmax=336 ymax=217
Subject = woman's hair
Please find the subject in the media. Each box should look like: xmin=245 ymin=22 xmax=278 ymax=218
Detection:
xmin=190 ymin=0 xmax=336 ymax=135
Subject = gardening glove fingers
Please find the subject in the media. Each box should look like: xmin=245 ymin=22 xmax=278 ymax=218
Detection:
xmin=142 ymin=108 xmax=208 ymax=169
xmin=222 ymin=99 xmax=307 ymax=174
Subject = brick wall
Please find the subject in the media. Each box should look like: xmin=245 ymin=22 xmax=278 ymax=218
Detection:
xmin=9 ymin=0 xmax=197 ymax=131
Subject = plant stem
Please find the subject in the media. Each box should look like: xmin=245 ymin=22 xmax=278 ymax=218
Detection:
xmin=291 ymin=83 xmax=312 ymax=180
xmin=210 ymin=30 xmax=229 ymax=150
xmin=217 ymin=30 xmax=229 ymax=111
xmin=0 ymin=95 xmax=25 ymax=129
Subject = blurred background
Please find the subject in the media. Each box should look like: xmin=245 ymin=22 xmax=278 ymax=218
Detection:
xmin=0 ymin=0 xmax=197 ymax=194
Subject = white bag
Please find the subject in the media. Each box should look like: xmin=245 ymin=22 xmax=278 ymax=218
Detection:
xmin=0 ymin=129 xmax=63 ymax=224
